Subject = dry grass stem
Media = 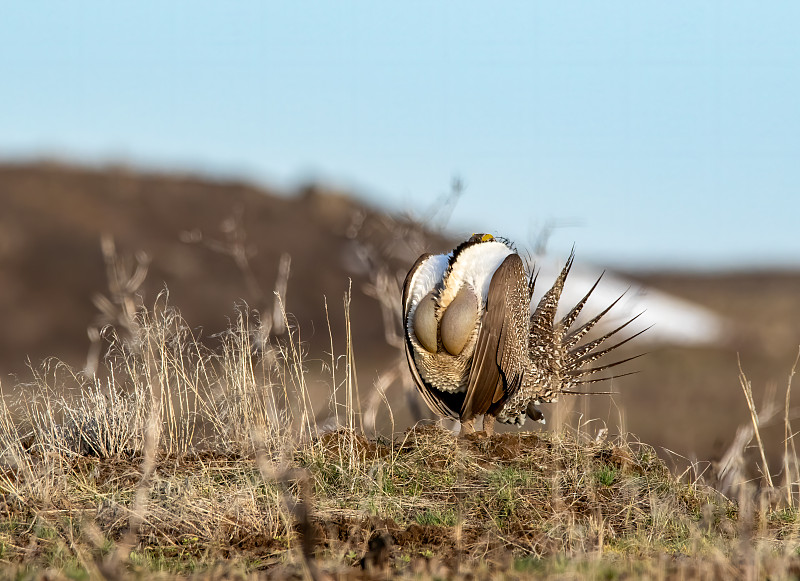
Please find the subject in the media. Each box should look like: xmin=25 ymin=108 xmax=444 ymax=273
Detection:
xmin=2 ymin=292 xmax=800 ymax=578
xmin=738 ymin=354 xmax=775 ymax=489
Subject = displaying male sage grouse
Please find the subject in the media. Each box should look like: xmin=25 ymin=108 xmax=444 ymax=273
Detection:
xmin=402 ymin=234 xmax=645 ymax=435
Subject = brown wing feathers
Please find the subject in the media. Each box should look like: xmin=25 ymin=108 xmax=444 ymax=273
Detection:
xmin=461 ymin=253 xmax=527 ymax=420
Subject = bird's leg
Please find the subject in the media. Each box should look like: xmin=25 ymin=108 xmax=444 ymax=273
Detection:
xmin=459 ymin=418 xmax=476 ymax=436
xmin=483 ymin=415 xmax=496 ymax=437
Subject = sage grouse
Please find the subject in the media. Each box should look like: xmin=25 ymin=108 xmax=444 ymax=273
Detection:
xmin=402 ymin=234 xmax=644 ymax=435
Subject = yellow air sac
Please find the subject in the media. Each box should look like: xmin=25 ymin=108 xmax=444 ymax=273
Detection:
xmin=413 ymin=291 xmax=439 ymax=353
xmin=440 ymin=286 xmax=478 ymax=356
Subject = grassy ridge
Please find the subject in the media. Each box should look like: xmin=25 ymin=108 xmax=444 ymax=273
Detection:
xmin=0 ymin=298 xmax=799 ymax=579
xmin=0 ymin=427 xmax=738 ymax=579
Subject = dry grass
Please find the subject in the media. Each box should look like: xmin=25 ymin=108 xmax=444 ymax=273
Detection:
xmin=1 ymin=293 xmax=800 ymax=580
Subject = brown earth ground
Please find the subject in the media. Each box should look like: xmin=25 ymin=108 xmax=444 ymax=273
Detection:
xmin=0 ymin=423 xmax=770 ymax=580
xmin=1 ymin=161 xmax=798 ymax=472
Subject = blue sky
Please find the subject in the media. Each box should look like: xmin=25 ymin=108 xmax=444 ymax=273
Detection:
xmin=1 ymin=3 xmax=798 ymax=269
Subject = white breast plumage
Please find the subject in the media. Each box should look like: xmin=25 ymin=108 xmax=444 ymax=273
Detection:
xmin=439 ymin=241 xmax=513 ymax=310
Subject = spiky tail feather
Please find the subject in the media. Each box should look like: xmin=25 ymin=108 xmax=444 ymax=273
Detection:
xmin=527 ymin=260 xmax=645 ymax=402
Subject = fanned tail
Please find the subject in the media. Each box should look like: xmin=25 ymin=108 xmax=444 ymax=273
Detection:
xmin=568 ymin=313 xmax=645 ymax=364
xmin=567 ymin=352 xmax=647 ymax=380
xmin=526 ymin=257 xmax=646 ymax=404
xmin=568 ymin=323 xmax=649 ymax=370
xmin=562 ymin=291 xmax=627 ymax=349
xmin=555 ymin=273 xmax=604 ymax=336
xmin=528 ymin=251 xmax=574 ymax=353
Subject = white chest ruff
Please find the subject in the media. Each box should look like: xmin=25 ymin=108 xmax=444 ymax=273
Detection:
xmin=439 ymin=242 xmax=514 ymax=309
xmin=404 ymin=242 xmax=515 ymax=395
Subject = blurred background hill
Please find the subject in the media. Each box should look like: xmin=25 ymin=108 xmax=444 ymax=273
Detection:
xmin=1 ymin=161 xmax=798 ymax=471
xmin=3 ymin=2 xmax=800 ymax=473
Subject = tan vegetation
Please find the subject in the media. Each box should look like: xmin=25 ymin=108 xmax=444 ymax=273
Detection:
xmin=3 ymin=162 xmax=800 ymax=469
xmin=2 ymin=163 xmax=800 ymax=578
xmin=1 ymin=291 xmax=799 ymax=580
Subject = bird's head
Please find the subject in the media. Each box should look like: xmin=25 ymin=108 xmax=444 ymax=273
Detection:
xmin=468 ymin=233 xmax=495 ymax=243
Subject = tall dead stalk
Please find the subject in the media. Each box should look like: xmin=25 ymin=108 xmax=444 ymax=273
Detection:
xmin=738 ymin=355 xmax=774 ymax=489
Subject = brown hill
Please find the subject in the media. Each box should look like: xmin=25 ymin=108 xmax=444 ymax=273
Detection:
xmin=0 ymin=162 xmax=447 ymax=378
xmin=1 ymin=161 xmax=798 ymax=469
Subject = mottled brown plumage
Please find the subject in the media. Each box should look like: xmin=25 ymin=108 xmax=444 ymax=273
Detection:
xmin=402 ymin=234 xmax=644 ymax=434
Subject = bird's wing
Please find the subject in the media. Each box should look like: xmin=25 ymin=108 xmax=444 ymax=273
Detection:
xmin=402 ymin=253 xmax=460 ymax=419
xmin=461 ymin=253 xmax=527 ymax=420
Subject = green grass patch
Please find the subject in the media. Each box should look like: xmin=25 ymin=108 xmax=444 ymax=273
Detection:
xmin=413 ymin=508 xmax=457 ymax=527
